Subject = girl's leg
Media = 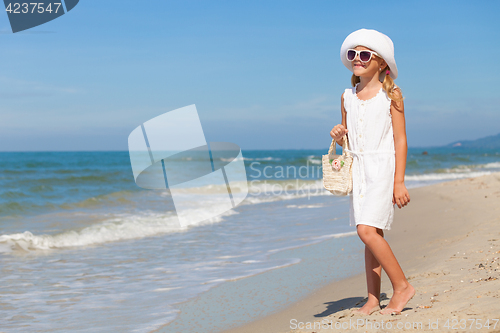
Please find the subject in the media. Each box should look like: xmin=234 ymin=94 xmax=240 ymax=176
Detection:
xmin=356 ymin=224 xmax=415 ymax=314
xmin=355 ymin=228 xmax=383 ymax=314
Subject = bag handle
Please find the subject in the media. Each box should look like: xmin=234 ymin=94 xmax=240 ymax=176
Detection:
xmin=328 ymin=135 xmax=349 ymax=156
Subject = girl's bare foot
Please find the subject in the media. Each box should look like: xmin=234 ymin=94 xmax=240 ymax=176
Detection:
xmin=380 ymin=283 xmax=415 ymax=315
xmin=351 ymin=301 xmax=381 ymax=316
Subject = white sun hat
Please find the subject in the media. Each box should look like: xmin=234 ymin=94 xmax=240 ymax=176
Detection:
xmin=340 ymin=28 xmax=398 ymax=82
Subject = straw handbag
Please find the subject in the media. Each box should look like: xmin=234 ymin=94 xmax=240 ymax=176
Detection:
xmin=322 ymin=136 xmax=353 ymax=196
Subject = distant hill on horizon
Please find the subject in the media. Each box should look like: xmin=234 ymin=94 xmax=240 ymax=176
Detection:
xmin=446 ymin=132 xmax=500 ymax=149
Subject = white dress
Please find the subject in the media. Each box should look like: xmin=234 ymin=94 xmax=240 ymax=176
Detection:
xmin=343 ymin=83 xmax=396 ymax=230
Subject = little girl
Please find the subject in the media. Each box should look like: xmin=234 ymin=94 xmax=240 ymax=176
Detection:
xmin=330 ymin=28 xmax=415 ymax=315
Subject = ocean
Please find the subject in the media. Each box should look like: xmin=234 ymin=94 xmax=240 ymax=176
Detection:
xmin=0 ymin=147 xmax=499 ymax=332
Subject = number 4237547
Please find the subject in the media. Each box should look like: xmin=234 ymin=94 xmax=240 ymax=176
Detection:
xmin=442 ymin=318 xmax=499 ymax=330
xmin=5 ymin=3 xmax=62 ymax=14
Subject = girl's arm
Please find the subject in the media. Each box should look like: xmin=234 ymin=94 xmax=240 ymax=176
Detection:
xmin=391 ymin=87 xmax=410 ymax=208
xmin=330 ymin=92 xmax=349 ymax=147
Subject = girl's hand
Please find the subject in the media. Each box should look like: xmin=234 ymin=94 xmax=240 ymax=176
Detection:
xmin=393 ymin=181 xmax=410 ymax=209
xmin=330 ymin=124 xmax=349 ymax=141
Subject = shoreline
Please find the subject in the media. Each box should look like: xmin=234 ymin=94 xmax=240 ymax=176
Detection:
xmin=154 ymin=228 xmax=366 ymax=333
xmin=155 ymin=173 xmax=500 ymax=333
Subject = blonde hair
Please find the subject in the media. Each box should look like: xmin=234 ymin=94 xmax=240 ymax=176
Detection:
xmin=350 ymin=64 xmax=404 ymax=102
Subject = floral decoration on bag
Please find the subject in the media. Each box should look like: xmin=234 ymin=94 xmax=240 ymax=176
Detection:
xmin=330 ymin=158 xmax=344 ymax=171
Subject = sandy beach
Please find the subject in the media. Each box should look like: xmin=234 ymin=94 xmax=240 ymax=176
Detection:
xmin=224 ymin=172 xmax=500 ymax=333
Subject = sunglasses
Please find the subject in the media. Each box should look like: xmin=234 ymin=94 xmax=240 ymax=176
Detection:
xmin=346 ymin=49 xmax=380 ymax=63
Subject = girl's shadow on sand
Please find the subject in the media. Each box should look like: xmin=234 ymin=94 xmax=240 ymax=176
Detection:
xmin=312 ymin=293 xmax=411 ymax=317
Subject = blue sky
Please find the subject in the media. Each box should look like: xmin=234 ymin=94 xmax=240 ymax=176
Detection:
xmin=0 ymin=0 xmax=499 ymax=151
